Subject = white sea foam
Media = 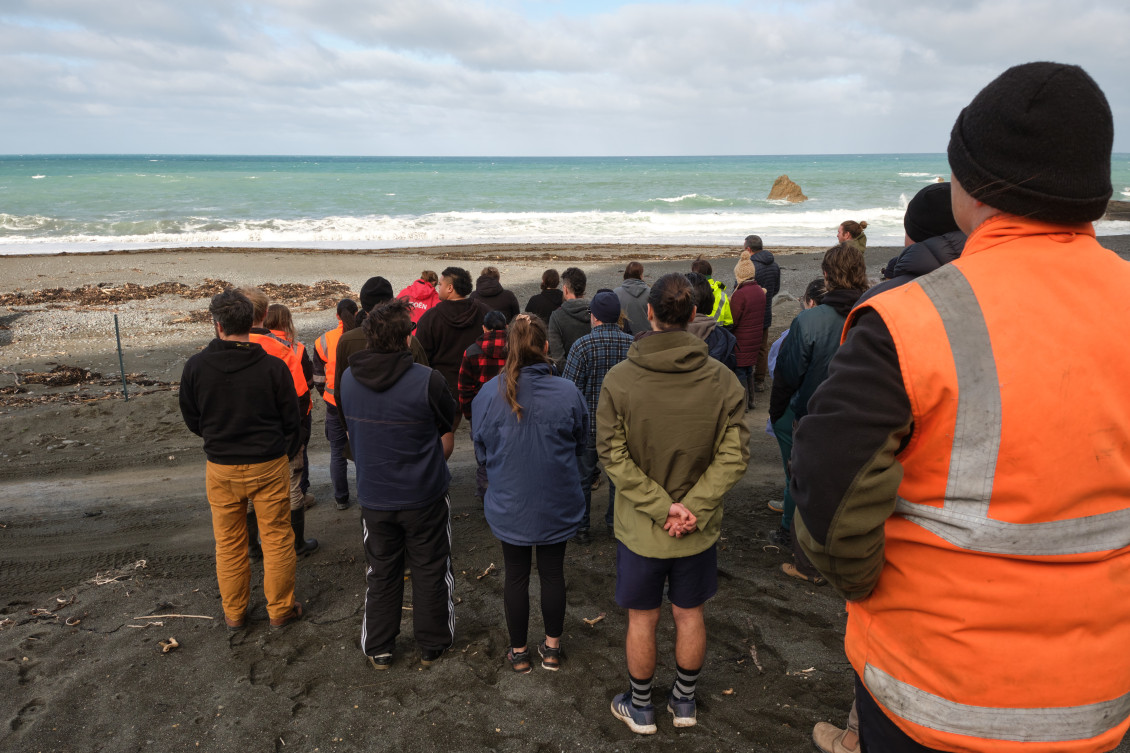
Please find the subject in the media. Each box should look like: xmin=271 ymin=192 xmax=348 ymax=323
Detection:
xmin=898 ymin=172 xmax=934 ymax=177
xmin=1122 ymin=187 xmax=1130 ymax=198
xmin=649 ymin=194 xmax=725 ymax=204
xmin=31 ymin=175 xmax=46 ymax=179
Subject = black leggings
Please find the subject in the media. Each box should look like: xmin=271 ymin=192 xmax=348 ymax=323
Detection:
xmin=499 ymin=540 xmax=567 ymax=649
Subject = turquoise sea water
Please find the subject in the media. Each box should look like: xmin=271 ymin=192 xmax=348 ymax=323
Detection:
xmin=2 ymin=154 xmax=1128 ymax=255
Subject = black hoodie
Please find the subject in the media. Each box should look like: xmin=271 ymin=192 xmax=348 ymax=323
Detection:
xmin=415 ymin=297 xmax=490 ymax=392
xmin=469 ymin=277 xmax=521 ymax=322
xmin=179 ymin=338 xmax=301 ymax=464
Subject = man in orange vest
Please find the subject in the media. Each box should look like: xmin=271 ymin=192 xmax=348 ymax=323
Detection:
xmin=242 ymin=287 xmax=318 ymax=557
xmin=314 ymin=299 xmax=358 ymax=510
xmin=791 ymin=63 xmax=1130 ymax=753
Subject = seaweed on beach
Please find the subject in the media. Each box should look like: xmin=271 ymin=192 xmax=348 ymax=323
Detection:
xmin=0 ymin=279 xmax=352 ymax=308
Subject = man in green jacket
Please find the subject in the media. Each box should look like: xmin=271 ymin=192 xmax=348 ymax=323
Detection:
xmin=598 ymin=273 xmax=749 ymax=735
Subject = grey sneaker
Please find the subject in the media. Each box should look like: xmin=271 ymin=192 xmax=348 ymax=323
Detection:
xmin=611 ymin=691 xmax=657 ymax=735
xmin=667 ymin=690 xmax=697 ymax=728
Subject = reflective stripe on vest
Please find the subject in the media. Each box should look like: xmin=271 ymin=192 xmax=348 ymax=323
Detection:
xmin=865 ymin=664 xmax=1130 ymax=744
xmin=893 ymin=264 xmax=1130 ymax=556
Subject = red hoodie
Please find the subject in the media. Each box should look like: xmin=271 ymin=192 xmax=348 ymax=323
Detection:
xmin=397 ymin=279 xmax=440 ymax=324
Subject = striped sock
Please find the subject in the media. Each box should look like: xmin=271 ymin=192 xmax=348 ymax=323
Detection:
xmin=629 ymin=673 xmax=653 ymax=708
xmin=673 ymin=664 xmax=700 ymax=701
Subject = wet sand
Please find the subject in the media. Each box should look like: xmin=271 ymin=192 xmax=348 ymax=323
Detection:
xmin=2 ymin=240 xmax=1129 ymax=753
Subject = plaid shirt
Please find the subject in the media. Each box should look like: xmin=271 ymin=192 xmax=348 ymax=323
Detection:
xmin=458 ymin=329 xmax=508 ymax=419
xmin=563 ymin=323 xmax=633 ymax=442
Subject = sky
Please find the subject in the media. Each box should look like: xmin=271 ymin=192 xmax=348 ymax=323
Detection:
xmin=1 ymin=0 xmax=1127 ymax=156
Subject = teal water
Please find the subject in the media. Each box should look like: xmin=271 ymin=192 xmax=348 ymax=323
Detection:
xmin=2 ymin=155 xmax=1128 ymax=254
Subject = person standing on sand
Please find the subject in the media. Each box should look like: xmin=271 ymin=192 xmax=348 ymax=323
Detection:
xmin=243 ymin=289 xmax=318 ymax=557
xmin=396 ymin=270 xmax=440 ymax=325
xmin=690 ymin=257 xmax=733 ymax=328
xmin=836 ymin=220 xmax=868 ymax=250
xmin=598 ymin=273 xmax=749 ymax=734
xmin=458 ymin=310 xmax=510 ymax=504
xmin=312 ymin=298 xmax=359 ymax=511
xmin=178 ymin=289 xmax=304 ymax=631
xmin=338 ymin=300 xmax=456 ymax=670
xmin=468 ymin=266 xmax=521 ymax=322
xmin=745 ymin=235 xmax=780 ymax=394
xmin=524 ymin=268 xmax=564 ymax=324
xmin=728 ymin=251 xmax=766 ymax=410
xmin=563 ymin=290 xmax=633 ymax=544
xmin=792 ymin=62 xmax=1130 ymax=753
xmin=614 ymin=262 xmax=650 ymax=336
xmin=416 ymin=266 xmax=488 ymax=430
xmin=334 ymin=277 xmax=429 ymax=430
xmin=547 ymin=267 xmax=591 ymax=371
xmin=472 ymin=314 xmax=587 ymax=674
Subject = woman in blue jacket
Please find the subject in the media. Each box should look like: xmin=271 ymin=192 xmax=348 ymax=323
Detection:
xmin=472 ymin=314 xmax=588 ymax=674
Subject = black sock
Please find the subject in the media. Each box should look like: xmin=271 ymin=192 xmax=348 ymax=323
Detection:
xmin=672 ymin=664 xmax=700 ymax=701
xmin=629 ymin=673 xmax=653 ymax=708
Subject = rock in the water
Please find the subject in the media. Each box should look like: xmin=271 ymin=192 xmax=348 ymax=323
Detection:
xmin=1105 ymin=200 xmax=1130 ymax=221
xmin=768 ymin=175 xmax=808 ymax=203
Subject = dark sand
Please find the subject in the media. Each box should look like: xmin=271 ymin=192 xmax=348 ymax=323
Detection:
xmin=3 ymin=239 xmax=1129 ymax=753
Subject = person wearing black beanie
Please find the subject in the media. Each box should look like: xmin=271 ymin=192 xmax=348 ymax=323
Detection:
xmin=788 ymin=62 xmax=1130 ymax=753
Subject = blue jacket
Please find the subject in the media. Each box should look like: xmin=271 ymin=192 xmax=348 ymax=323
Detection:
xmin=471 ymin=363 xmax=588 ymax=546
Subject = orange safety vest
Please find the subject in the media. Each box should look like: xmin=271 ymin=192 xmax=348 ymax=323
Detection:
xmin=315 ymin=323 xmax=344 ymax=406
xmin=844 ymin=216 xmax=1130 ymax=753
xmin=250 ymin=330 xmax=309 ymax=401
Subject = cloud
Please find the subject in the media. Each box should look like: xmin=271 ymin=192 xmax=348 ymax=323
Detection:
xmin=0 ymin=0 xmax=1125 ymax=154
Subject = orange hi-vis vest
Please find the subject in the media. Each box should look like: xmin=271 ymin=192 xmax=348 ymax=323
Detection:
xmin=250 ymin=330 xmax=309 ymax=403
xmin=315 ymin=323 xmax=344 ymax=406
xmin=843 ymin=216 xmax=1130 ymax=753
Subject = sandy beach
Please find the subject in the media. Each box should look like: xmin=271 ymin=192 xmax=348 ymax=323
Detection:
xmin=3 ymin=239 xmax=1130 ymax=753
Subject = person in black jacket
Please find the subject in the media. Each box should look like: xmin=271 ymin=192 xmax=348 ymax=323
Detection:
xmin=746 ymin=235 xmax=780 ymax=392
xmin=179 ymin=289 xmax=305 ymax=631
xmin=524 ymin=268 xmax=564 ymax=324
xmin=338 ymin=299 xmax=457 ymax=670
xmin=468 ymin=266 xmax=521 ymax=322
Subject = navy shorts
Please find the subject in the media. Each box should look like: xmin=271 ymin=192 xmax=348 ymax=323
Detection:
xmin=615 ymin=541 xmax=718 ymax=610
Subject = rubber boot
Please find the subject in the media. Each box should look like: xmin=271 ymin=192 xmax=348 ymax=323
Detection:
xmin=291 ymin=508 xmax=319 ymax=556
xmin=247 ymin=510 xmax=263 ymax=561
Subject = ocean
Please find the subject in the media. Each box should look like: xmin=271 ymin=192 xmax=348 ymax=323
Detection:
xmin=2 ymin=154 xmax=1128 ymax=255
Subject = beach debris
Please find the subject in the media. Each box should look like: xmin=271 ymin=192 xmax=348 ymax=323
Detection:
xmin=748 ymin=643 xmax=764 ymax=673
xmin=787 ymin=666 xmax=817 ymax=676
xmin=83 ymin=510 xmax=103 ymax=518
xmin=133 ymin=613 xmax=214 ymax=621
xmin=0 ymin=618 xmax=13 ymax=630
xmin=476 ymin=563 xmax=496 ymax=580
xmin=722 ymin=688 xmax=735 ymax=696
xmin=159 ymin=637 xmax=180 ymax=653
xmin=29 ymin=608 xmax=57 ymax=620
xmin=90 ymin=559 xmax=147 ymax=586
xmin=65 ymin=617 xmax=81 ymax=626
xmin=582 ymin=612 xmax=607 ymax=627
xmin=22 ymin=365 xmax=101 ymax=387
xmin=767 ymin=175 xmax=808 ymax=203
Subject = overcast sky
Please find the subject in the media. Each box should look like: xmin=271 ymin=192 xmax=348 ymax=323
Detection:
xmin=2 ymin=0 xmax=1126 ymax=156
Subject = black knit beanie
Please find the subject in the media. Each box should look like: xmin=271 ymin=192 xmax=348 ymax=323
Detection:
xmin=948 ymin=62 xmax=1112 ymax=224
xmin=904 ymin=182 xmax=960 ymax=243
xmin=359 ymin=276 xmax=393 ymax=311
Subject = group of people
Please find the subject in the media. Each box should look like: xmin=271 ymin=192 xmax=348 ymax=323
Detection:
xmin=180 ymin=62 xmax=1130 ymax=753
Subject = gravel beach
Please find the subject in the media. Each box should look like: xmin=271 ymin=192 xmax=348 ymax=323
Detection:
xmin=3 ymin=239 xmax=1129 ymax=753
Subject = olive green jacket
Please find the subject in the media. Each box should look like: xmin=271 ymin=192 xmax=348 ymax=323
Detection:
xmin=597 ymin=331 xmax=749 ymax=558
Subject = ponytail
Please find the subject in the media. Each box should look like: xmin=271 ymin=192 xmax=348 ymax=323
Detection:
xmin=337 ymin=298 xmax=359 ymax=332
xmin=500 ymin=314 xmax=550 ymax=420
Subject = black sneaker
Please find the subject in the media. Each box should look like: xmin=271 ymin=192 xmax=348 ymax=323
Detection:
xmin=768 ymin=526 xmax=792 ymax=551
xmin=335 ymin=497 xmax=351 ymax=511
xmin=571 ymin=529 xmax=592 ymax=546
xmin=420 ymin=648 xmax=445 ymax=667
xmin=368 ymin=652 xmax=393 ymax=670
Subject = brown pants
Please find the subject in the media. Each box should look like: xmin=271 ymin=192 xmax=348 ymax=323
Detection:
xmin=206 ymin=456 xmax=296 ymax=623
xmin=288 ymin=446 xmax=306 ymax=511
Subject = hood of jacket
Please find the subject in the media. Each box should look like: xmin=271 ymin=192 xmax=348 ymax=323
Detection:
xmin=346 ymin=349 xmax=415 ymax=392
xmin=435 ymin=297 xmax=486 ymax=328
xmin=885 ymin=230 xmax=967 ymax=280
xmin=400 ymin=279 xmax=438 ymax=300
xmin=823 ymin=288 xmax=864 ymax=318
xmin=627 ymin=330 xmax=709 ymax=374
xmin=618 ymin=278 xmax=649 ymax=299
xmin=686 ymin=313 xmax=719 ymax=340
xmin=474 ymin=276 xmax=503 ymax=298
xmin=751 ymin=249 xmax=776 ymax=267
xmin=559 ymin=298 xmax=590 ymax=323
xmin=199 ymin=338 xmax=269 ymax=375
